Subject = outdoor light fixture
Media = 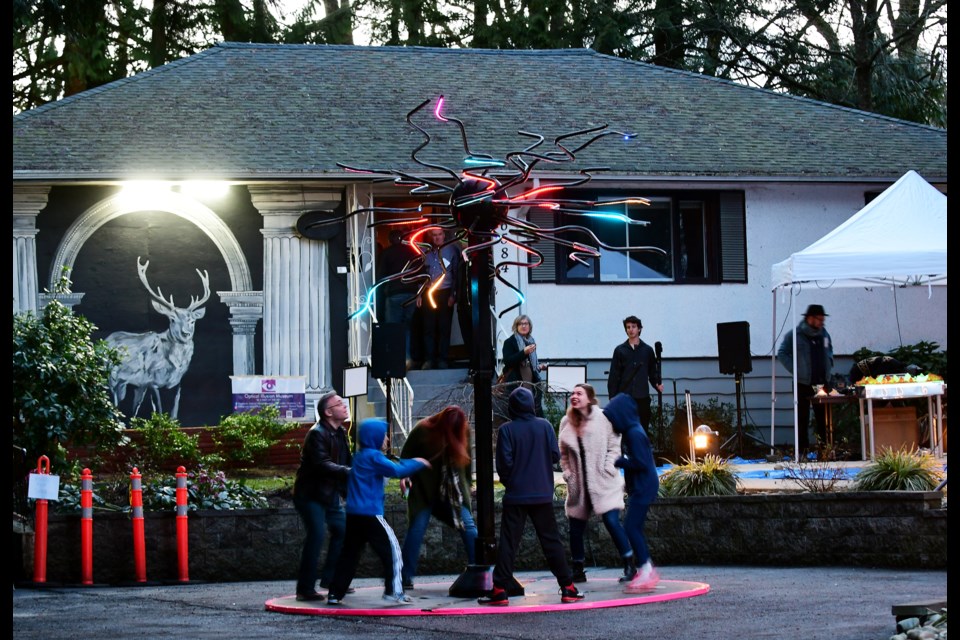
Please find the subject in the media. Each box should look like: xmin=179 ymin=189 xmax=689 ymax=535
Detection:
xmin=693 ymin=424 xmax=719 ymax=459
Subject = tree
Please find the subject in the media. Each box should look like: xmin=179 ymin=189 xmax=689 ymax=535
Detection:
xmin=13 ymin=270 xmax=127 ymax=473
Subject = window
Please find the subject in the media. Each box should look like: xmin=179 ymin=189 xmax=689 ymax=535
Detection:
xmin=528 ymin=190 xmax=745 ymax=284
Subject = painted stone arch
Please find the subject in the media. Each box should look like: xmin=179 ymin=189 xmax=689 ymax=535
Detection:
xmin=47 ymin=190 xmax=261 ymax=380
xmin=48 ymin=190 xmax=252 ymax=291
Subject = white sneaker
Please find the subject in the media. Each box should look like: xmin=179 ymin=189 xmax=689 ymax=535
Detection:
xmin=382 ymin=593 xmax=413 ymax=603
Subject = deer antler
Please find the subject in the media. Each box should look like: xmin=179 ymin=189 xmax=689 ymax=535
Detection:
xmin=137 ymin=257 xmax=175 ymax=309
xmin=187 ymin=268 xmax=211 ymax=311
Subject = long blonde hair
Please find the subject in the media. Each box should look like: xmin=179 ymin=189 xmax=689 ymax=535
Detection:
xmin=565 ymin=383 xmax=598 ymax=431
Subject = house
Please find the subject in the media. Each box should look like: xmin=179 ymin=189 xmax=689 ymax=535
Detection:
xmin=13 ymin=43 xmax=947 ymax=448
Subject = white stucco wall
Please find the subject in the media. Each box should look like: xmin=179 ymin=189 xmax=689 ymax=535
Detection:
xmin=492 ymin=181 xmax=947 ymax=361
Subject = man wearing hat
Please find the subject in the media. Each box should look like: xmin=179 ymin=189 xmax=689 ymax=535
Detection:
xmin=777 ymin=304 xmax=834 ymax=455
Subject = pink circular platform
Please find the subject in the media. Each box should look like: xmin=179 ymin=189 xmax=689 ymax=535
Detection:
xmin=265 ymin=573 xmax=709 ymax=617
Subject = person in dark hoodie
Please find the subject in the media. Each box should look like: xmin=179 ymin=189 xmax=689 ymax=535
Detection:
xmin=478 ymin=386 xmax=585 ymax=606
xmin=325 ymin=418 xmax=430 ymax=605
xmin=603 ymin=393 xmax=661 ymax=594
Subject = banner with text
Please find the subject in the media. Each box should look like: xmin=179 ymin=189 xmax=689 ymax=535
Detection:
xmin=230 ymin=376 xmax=306 ymax=419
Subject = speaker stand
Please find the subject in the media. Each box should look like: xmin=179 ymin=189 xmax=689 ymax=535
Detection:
xmin=720 ymin=372 xmax=767 ymax=457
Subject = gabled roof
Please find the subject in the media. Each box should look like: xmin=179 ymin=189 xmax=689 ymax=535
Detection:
xmin=13 ymin=43 xmax=947 ymax=182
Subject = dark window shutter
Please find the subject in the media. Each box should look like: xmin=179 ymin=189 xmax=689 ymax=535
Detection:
xmin=527 ymin=209 xmax=557 ymax=283
xmin=719 ymin=192 xmax=747 ymax=283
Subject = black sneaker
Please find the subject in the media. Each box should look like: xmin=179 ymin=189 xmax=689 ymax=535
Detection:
xmin=478 ymin=587 xmax=508 ymax=606
xmin=560 ymin=584 xmax=585 ymax=603
xmin=326 ymin=594 xmax=342 ymax=605
xmin=295 ymin=591 xmax=325 ymax=602
xmin=619 ymin=566 xmax=638 ymax=583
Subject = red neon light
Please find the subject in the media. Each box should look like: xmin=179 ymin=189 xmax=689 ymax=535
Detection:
xmin=512 ymin=185 xmax=564 ymax=200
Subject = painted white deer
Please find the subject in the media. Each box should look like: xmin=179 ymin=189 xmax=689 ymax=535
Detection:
xmin=106 ymin=257 xmax=210 ymax=419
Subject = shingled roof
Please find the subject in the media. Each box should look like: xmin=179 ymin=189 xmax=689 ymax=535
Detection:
xmin=13 ymin=42 xmax=947 ymax=182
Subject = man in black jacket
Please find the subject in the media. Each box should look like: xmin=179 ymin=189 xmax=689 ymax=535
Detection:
xmin=292 ymin=391 xmax=352 ymax=602
xmin=607 ymin=316 xmax=663 ymax=429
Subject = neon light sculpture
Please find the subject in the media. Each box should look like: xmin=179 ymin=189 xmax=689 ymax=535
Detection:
xmin=303 ymin=95 xmax=666 ymax=320
xmin=302 ymin=97 xmax=664 ymax=597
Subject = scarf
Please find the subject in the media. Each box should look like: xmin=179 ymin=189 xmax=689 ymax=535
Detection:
xmin=514 ymin=333 xmax=539 ymax=373
xmin=438 ymin=461 xmax=466 ymax=531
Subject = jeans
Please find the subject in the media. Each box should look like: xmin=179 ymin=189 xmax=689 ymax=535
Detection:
xmin=568 ymin=508 xmax=632 ymax=561
xmin=294 ymin=494 xmax=346 ymax=594
xmin=623 ymin=494 xmax=652 ymax=565
xmin=401 ymin=503 xmax=477 ymax=583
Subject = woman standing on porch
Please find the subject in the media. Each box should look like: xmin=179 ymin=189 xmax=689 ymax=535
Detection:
xmin=558 ymin=383 xmax=636 ymax=584
xmin=501 ymin=314 xmax=547 ymax=417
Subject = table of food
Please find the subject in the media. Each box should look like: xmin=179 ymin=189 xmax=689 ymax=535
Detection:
xmin=852 ymin=373 xmax=946 ymax=459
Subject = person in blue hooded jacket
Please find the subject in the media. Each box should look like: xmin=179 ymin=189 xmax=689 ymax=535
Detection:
xmin=325 ymin=418 xmax=430 ymax=605
xmin=478 ymin=386 xmax=585 ymax=606
xmin=603 ymin=393 xmax=661 ymax=594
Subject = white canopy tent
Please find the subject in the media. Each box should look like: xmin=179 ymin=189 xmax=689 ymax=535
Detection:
xmin=769 ymin=170 xmax=947 ymax=457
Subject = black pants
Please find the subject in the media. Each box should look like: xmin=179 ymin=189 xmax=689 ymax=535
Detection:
xmin=327 ymin=513 xmax=404 ymax=599
xmin=796 ymin=383 xmax=827 ymax=452
xmin=633 ymin=396 xmax=653 ymax=430
xmin=493 ymin=502 xmax=572 ymax=590
xmin=421 ymin=289 xmax=454 ymax=364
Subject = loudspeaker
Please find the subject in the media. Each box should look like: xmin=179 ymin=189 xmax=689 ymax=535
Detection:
xmin=371 ymin=323 xmax=407 ymax=379
xmin=717 ymin=321 xmax=752 ymax=375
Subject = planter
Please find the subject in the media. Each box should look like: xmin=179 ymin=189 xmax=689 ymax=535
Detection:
xmin=18 ymin=491 xmax=946 ymax=585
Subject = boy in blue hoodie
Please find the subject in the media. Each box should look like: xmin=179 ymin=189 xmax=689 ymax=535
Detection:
xmin=478 ymin=386 xmax=584 ymax=606
xmin=325 ymin=418 xmax=430 ymax=605
xmin=603 ymin=393 xmax=661 ymax=593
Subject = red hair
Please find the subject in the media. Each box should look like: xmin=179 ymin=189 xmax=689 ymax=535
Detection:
xmin=565 ymin=383 xmax=597 ymax=432
xmin=419 ymin=405 xmax=471 ymax=468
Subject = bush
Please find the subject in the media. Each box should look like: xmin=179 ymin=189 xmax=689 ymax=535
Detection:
xmin=54 ymin=465 xmax=268 ymax=513
xmin=853 ymin=447 xmax=943 ymax=491
xmin=210 ymin=404 xmax=298 ymax=466
xmin=659 ymin=454 xmax=741 ymax=497
xmin=126 ymin=412 xmax=223 ymax=473
xmin=13 ymin=270 xmax=127 ymax=472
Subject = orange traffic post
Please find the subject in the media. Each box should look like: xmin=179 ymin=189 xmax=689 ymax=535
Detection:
xmin=80 ymin=468 xmax=94 ymax=585
xmin=32 ymin=455 xmax=51 ymax=584
xmin=130 ymin=467 xmax=147 ymax=583
xmin=175 ymin=466 xmax=189 ymax=582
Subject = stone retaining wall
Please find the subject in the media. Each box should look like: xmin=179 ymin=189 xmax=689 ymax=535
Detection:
xmin=22 ymin=492 xmax=946 ymax=585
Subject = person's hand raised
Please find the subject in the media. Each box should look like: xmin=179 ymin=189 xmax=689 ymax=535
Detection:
xmin=414 ymin=457 xmax=432 ymax=469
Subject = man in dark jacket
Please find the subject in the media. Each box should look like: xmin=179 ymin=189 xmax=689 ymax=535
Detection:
xmin=478 ymin=386 xmax=584 ymax=606
xmin=603 ymin=393 xmax=661 ymax=594
xmin=292 ymin=391 xmax=352 ymax=602
xmin=607 ymin=315 xmax=663 ymax=429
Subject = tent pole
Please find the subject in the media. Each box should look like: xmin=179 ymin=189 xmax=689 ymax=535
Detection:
xmin=770 ymin=290 xmax=777 ymax=456
xmin=792 ymin=290 xmax=799 ymax=459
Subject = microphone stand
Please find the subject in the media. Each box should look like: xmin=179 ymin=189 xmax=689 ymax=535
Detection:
xmin=655 ymin=341 xmax=664 ymax=452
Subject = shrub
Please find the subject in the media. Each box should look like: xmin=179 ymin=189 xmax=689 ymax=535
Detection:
xmin=659 ymin=454 xmax=740 ymax=497
xmin=126 ymin=412 xmax=223 ymax=473
xmin=210 ymin=404 xmax=298 ymax=466
xmin=55 ymin=465 xmax=268 ymax=513
xmin=780 ymin=446 xmax=850 ymax=492
xmin=853 ymin=447 xmax=943 ymax=491
xmin=13 ymin=270 xmax=127 ymax=472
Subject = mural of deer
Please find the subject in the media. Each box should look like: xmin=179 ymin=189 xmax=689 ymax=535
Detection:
xmin=106 ymin=257 xmax=211 ymax=419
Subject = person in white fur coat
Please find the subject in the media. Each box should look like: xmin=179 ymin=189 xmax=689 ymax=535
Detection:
xmin=558 ymin=383 xmax=637 ymax=584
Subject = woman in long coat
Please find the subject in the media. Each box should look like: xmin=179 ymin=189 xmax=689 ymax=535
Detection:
xmin=558 ymin=383 xmax=635 ymax=583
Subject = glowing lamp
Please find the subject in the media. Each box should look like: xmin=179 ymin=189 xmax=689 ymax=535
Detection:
xmin=694 ymin=425 xmax=717 ymax=451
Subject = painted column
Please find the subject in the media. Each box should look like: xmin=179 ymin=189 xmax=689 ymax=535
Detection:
xmin=13 ymin=186 xmax=50 ymax=314
xmin=217 ymin=290 xmax=263 ymax=375
xmin=248 ymin=187 xmax=341 ymax=394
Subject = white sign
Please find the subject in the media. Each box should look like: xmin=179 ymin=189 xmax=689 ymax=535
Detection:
xmin=343 ymin=365 xmax=369 ymax=399
xmin=230 ymin=375 xmax=306 ymax=418
xmin=28 ymin=473 xmax=60 ymax=501
xmin=547 ymin=365 xmax=587 ymax=393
